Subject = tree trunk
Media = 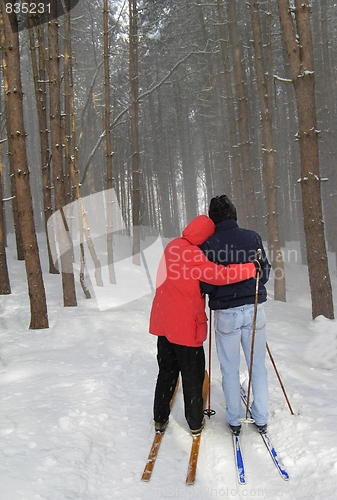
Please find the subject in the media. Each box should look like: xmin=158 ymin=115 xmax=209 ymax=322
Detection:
xmin=28 ymin=12 xmax=59 ymax=275
xmin=63 ymin=2 xmax=87 ymax=298
xmin=249 ymin=0 xmax=286 ymax=302
xmin=63 ymin=3 xmax=72 ymax=211
xmin=129 ymin=0 xmax=141 ymax=264
xmin=67 ymin=2 xmax=101 ymax=294
xmin=279 ymin=33 xmax=306 ymax=262
xmin=148 ymin=88 xmax=171 ymax=235
xmin=277 ymin=0 xmax=334 ymax=319
xmin=196 ymin=0 xmax=229 ymax=198
xmin=174 ymin=83 xmax=198 ymax=223
xmin=227 ymin=0 xmax=256 ymax=230
xmin=320 ymin=0 xmax=337 ymax=269
xmin=1 ymin=37 xmax=24 ymax=261
xmin=104 ymin=0 xmax=116 ymax=282
xmin=47 ymin=3 xmax=77 ymax=306
xmin=0 ymin=138 xmax=11 ymax=295
xmin=160 ymin=104 xmax=180 ymax=236
xmin=2 ymin=6 xmax=48 ymax=328
xmin=217 ymin=0 xmax=245 ymax=226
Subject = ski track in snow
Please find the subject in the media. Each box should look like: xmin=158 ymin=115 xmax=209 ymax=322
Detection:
xmin=0 ymin=237 xmax=337 ymax=499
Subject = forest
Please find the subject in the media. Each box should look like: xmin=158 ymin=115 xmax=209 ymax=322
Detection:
xmin=0 ymin=0 xmax=336 ymax=328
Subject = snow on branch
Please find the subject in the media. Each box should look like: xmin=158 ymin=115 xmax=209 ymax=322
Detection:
xmin=273 ymin=74 xmax=292 ymax=83
xmin=298 ymin=70 xmax=315 ymax=77
xmin=297 ymin=173 xmax=328 ymax=183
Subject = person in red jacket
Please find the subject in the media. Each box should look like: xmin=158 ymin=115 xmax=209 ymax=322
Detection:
xmin=149 ymin=215 xmax=258 ymax=435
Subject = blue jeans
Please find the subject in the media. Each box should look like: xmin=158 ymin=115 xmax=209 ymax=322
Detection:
xmin=214 ymin=304 xmax=269 ymax=427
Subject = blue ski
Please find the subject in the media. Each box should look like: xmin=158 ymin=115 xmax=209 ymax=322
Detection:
xmin=259 ymin=431 xmax=289 ymax=481
xmin=240 ymin=385 xmax=289 ymax=481
xmin=232 ymin=433 xmax=246 ymax=485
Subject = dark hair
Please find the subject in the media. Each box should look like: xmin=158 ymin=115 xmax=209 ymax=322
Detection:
xmin=208 ymin=195 xmax=237 ymax=223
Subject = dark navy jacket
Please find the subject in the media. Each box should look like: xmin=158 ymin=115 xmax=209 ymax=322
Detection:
xmin=200 ymin=219 xmax=271 ymax=310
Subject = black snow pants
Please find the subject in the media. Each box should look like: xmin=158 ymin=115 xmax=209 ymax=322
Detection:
xmin=153 ymin=336 xmax=205 ymax=431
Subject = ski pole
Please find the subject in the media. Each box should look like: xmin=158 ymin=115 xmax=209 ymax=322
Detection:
xmin=204 ymin=308 xmax=216 ymax=418
xmin=266 ymin=342 xmax=295 ymax=415
xmin=245 ymin=250 xmax=261 ymax=420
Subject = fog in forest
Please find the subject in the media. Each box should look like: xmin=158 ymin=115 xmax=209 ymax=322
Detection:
xmin=1 ymin=0 xmax=336 ymax=326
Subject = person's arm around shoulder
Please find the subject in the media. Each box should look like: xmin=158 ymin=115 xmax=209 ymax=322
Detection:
xmin=188 ymin=245 xmax=256 ymax=286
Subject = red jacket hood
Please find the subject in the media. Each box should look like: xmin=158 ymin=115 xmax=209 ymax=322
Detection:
xmin=182 ymin=215 xmax=215 ymax=246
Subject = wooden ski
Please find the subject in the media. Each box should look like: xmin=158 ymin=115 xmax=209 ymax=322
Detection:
xmin=185 ymin=370 xmax=210 ymax=485
xmin=141 ymin=377 xmax=180 ymax=481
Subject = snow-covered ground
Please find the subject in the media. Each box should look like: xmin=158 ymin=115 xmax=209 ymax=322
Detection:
xmin=1 ymin=234 xmax=337 ymax=500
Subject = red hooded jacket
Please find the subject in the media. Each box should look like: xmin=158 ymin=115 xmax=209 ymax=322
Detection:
xmin=149 ymin=215 xmax=256 ymax=347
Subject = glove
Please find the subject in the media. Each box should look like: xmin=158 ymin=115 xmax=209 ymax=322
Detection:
xmin=253 ymin=249 xmax=264 ymax=275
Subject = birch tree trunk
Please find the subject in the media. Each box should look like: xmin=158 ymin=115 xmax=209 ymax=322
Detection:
xmin=277 ymin=0 xmax=334 ymax=319
xmin=1 ymin=5 xmax=48 ymax=328
xmin=249 ymin=0 xmax=286 ymax=302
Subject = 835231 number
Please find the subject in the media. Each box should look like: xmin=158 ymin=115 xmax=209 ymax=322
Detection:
xmin=5 ymin=3 xmax=51 ymax=15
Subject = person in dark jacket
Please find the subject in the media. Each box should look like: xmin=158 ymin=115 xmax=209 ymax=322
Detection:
xmin=149 ymin=215 xmax=258 ymax=435
xmin=200 ymin=195 xmax=271 ymax=435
